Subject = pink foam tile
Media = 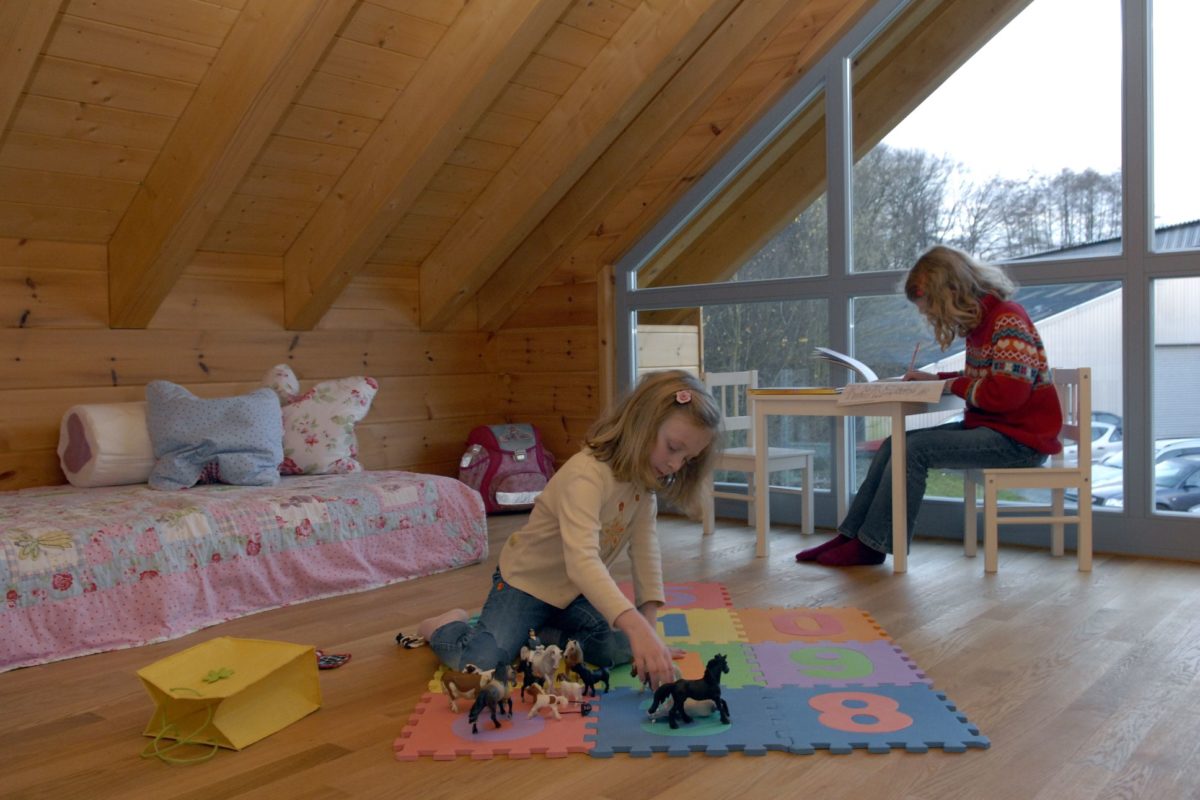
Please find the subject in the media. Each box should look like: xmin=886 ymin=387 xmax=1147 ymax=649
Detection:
xmin=618 ymin=581 xmax=732 ymax=610
xmin=394 ymin=692 xmax=596 ymax=761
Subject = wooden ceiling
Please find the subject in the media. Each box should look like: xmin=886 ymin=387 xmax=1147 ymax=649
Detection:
xmin=0 ymin=0 xmax=878 ymax=333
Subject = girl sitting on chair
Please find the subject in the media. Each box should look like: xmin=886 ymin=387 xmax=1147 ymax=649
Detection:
xmin=798 ymin=245 xmax=1064 ymax=567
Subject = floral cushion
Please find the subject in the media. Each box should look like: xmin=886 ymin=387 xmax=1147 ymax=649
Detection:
xmin=263 ymin=364 xmax=378 ymax=475
xmin=145 ymin=381 xmax=283 ymax=490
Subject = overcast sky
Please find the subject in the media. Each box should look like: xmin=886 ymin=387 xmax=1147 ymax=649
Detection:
xmin=881 ymin=0 xmax=1198 ymax=228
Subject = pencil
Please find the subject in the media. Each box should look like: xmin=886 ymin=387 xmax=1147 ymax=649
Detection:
xmin=907 ymin=343 xmax=921 ymax=374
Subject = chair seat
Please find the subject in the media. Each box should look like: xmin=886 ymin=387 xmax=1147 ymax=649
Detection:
xmin=962 ymin=367 xmax=1093 ymax=574
xmin=716 ymin=446 xmax=815 ymax=468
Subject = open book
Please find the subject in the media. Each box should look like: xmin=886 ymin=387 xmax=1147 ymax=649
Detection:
xmin=812 ymin=346 xmax=948 ymax=406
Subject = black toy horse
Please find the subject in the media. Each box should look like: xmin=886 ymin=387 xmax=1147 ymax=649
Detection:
xmin=468 ymin=661 xmax=515 ymax=734
xmin=570 ymin=661 xmax=610 ymax=696
xmin=646 ymin=653 xmax=731 ymax=729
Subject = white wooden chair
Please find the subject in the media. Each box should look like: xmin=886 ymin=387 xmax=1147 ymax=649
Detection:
xmin=963 ymin=367 xmax=1093 ymax=573
xmin=702 ymin=370 xmax=815 ymax=537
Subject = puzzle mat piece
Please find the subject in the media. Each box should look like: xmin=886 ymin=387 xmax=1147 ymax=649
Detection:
xmin=656 ymin=607 xmax=744 ymax=645
xmin=749 ymin=641 xmax=930 ymax=688
xmin=587 ymin=687 xmax=787 ymax=757
xmin=770 ymin=684 xmax=989 ymax=754
xmin=394 ymin=691 xmax=596 ymax=760
xmin=618 ymin=581 xmax=732 ymax=609
xmin=608 ymin=643 xmax=759 ymax=691
xmin=734 ymin=607 xmax=889 ymax=643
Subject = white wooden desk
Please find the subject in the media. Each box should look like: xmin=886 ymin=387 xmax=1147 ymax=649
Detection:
xmin=748 ymin=388 xmax=961 ymax=573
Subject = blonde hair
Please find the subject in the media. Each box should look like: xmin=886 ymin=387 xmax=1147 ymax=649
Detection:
xmin=586 ymin=369 xmax=720 ymax=514
xmin=903 ymin=245 xmax=1016 ymax=349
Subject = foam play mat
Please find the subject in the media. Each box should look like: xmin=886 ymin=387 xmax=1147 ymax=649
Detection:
xmin=394 ymin=581 xmax=987 ymax=759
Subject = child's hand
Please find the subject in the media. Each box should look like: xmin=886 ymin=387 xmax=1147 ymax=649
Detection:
xmin=903 ymin=369 xmax=940 ymax=381
xmin=616 ymin=608 xmax=675 ymax=690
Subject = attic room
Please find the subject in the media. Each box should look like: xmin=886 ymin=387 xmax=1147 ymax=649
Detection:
xmin=2 ymin=0 xmax=1198 ymax=797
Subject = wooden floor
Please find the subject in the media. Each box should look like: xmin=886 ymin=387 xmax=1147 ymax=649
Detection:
xmin=4 ymin=514 xmax=1200 ymax=800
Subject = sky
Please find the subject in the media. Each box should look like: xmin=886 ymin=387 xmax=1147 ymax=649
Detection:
xmin=882 ymin=0 xmax=1199 ymax=228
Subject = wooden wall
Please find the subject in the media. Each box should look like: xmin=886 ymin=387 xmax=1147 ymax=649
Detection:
xmin=0 ymin=238 xmax=602 ymax=490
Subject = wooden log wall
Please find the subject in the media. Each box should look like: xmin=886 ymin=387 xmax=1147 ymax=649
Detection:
xmin=0 ymin=238 xmax=601 ymax=491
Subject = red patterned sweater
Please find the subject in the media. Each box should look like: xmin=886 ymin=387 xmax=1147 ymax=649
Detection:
xmin=936 ymin=293 xmax=1063 ymax=454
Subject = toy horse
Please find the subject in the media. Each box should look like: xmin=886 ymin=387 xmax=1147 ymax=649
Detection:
xmin=645 ymin=653 xmax=730 ymax=729
xmin=440 ymin=665 xmax=491 ymax=713
xmin=563 ymin=639 xmax=609 ymax=696
xmin=518 ymin=643 xmax=562 ymax=701
xmin=468 ymin=661 xmax=515 ymax=734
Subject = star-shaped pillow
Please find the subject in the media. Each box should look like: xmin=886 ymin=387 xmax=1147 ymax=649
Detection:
xmin=263 ymin=364 xmax=378 ymax=475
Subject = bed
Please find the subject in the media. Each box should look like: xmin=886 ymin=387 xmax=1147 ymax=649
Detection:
xmin=0 ymin=471 xmax=487 ymax=672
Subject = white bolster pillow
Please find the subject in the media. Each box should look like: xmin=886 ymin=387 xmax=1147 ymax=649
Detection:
xmin=57 ymin=402 xmax=155 ymax=487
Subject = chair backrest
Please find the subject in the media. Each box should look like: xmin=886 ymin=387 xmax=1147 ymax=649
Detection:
xmin=1051 ymin=367 xmax=1091 ymax=467
xmin=703 ymin=370 xmax=758 ymax=438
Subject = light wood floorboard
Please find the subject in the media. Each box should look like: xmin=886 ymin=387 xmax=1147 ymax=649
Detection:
xmin=3 ymin=514 xmax=1199 ymax=800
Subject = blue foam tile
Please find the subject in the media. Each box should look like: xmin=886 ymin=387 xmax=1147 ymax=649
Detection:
xmin=586 ymin=687 xmax=789 ymax=758
xmin=770 ymin=684 xmax=990 ymax=754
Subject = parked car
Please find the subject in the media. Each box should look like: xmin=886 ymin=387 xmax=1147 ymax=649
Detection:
xmin=1100 ymin=437 xmax=1200 ymax=469
xmin=1060 ymin=419 xmax=1123 ymax=463
xmin=1085 ymin=455 xmax=1200 ymax=512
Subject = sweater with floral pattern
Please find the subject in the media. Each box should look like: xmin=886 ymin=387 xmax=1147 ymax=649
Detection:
xmin=936 ymin=293 xmax=1063 ymax=454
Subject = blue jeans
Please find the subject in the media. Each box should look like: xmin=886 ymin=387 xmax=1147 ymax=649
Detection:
xmin=428 ymin=568 xmax=632 ymax=671
xmin=840 ymin=422 xmax=1045 ymax=554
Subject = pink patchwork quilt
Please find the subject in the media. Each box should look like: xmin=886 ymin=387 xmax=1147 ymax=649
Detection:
xmin=0 ymin=471 xmax=487 ymax=672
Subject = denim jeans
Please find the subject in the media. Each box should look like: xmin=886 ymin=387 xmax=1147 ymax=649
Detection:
xmin=840 ymin=422 xmax=1045 ymax=554
xmin=428 ymin=568 xmax=632 ymax=671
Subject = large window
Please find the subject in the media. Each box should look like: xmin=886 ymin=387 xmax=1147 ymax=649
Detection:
xmin=616 ymin=0 xmax=1200 ymax=559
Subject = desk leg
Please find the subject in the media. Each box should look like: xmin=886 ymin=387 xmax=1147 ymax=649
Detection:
xmin=890 ymin=411 xmax=907 ymax=574
xmin=834 ymin=416 xmax=847 ymax=524
xmin=754 ymin=405 xmax=769 ymax=558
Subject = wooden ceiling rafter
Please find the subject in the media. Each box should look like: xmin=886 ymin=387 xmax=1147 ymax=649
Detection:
xmin=282 ymin=0 xmax=572 ymax=331
xmin=106 ymin=0 xmax=357 ymax=329
xmin=416 ymin=0 xmax=744 ymax=331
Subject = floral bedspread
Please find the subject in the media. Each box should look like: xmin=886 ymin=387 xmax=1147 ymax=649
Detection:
xmin=0 ymin=471 xmax=487 ymax=672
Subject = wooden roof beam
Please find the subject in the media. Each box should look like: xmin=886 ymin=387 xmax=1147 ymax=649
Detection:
xmin=417 ymin=0 xmax=742 ymax=331
xmin=107 ymin=0 xmax=356 ymax=329
xmin=282 ymin=0 xmax=571 ymax=331
xmin=0 ymin=1 xmax=62 ymax=143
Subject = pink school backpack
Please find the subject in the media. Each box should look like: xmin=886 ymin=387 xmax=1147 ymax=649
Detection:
xmin=458 ymin=423 xmax=556 ymax=513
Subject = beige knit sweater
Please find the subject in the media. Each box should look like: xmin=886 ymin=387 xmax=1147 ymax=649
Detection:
xmin=498 ymin=450 xmax=665 ymax=625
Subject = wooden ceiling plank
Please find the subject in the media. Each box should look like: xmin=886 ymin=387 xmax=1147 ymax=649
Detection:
xmin=475 ymin=0 xmax=806 ymax=331
xmin=282 ymin=0 xmax=571 ymax=331
xmin=0 ymin=0 xmax=62 ymax=141
xmin=419 ymin=0 xmax=741 ymax=331
xmin=106 ymin=0 xmax=356 ymax=328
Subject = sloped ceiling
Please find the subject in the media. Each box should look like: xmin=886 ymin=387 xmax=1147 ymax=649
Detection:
xmin=0 ymin=0 xmax=875 ymax=333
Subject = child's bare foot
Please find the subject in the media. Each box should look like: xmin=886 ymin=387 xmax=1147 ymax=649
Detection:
xmin=417 ymin=608 xmax=469 ymax=640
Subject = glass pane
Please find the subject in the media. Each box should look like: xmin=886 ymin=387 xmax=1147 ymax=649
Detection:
xmin=851 ymin=281 xmax=1123 ymax=502
xmin=634 ymin=92 xmax=827 ymax=289
xmin=1151 ymin=278 xmax=1200 ymax=515
xmin=853 ymin=0 xmax=1122 ymax=271
xmin=1152 ymin=0 xmax=1200 ymax=246
xmin=639 ymin=300 xmax=833 ymax=491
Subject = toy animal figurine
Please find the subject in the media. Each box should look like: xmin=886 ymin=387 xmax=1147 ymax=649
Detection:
xmin=517 ymin=656 xmax=544 ymax=702
xmin=646 ymin=653 xmax=730 ymax=730
xmin=646 ymin=696 xmax=717 ymax=723
xmin=555 ymin=677 xmax=586 ymax=703
xmin=468 ymin=661 xmax=515 ymax=734
xmin=440 ymin=665 xmax=492 ymax=713
xmin=563 ymin=639 xmax=609 ymax=696
xmin=525 ymin=683 xmax=571 ymax=720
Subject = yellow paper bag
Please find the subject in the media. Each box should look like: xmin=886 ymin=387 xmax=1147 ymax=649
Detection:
xmin=138 ymin=636 xmax=321 ymax=753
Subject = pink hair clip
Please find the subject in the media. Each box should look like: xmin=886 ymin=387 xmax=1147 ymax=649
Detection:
xmin=675 ymin=390 xmax=692 ymax=404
